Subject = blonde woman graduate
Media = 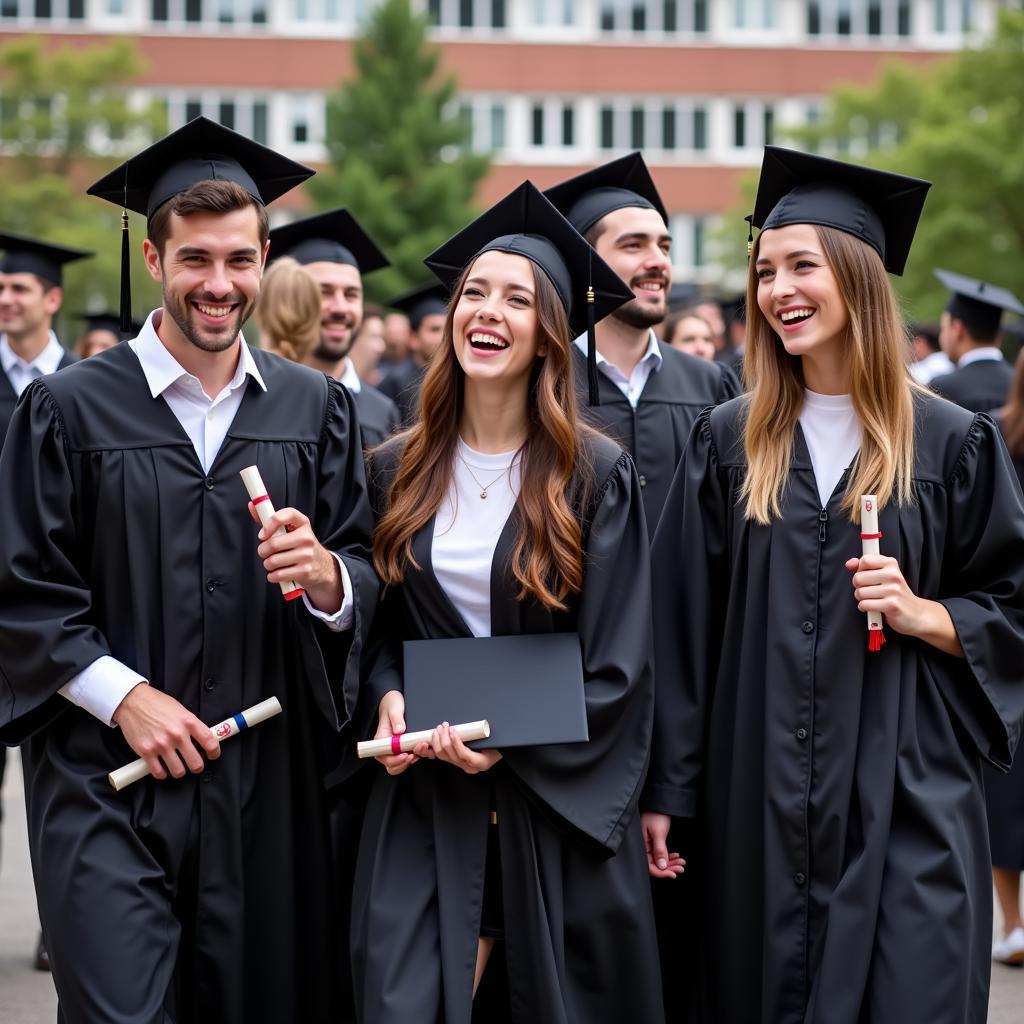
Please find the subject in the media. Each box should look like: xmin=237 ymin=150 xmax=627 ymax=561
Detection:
xmin=350 ymin=182 xmax=664 ymax=1024
xmin=641 ymin=147 xmax=1024 ymax=1024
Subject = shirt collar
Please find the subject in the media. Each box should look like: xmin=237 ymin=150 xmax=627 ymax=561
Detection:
xmin=573 ymin=328 xmax=664 ymax=373
xmin=130 ymin=309 xmax=267 ymax=398
xmin=958 ymin=346 xmax=1004 ymax=368
xmin=339 ymin=358 xmax=361 ymax=393
xmin=0 ymin=331 xmax=65 ymax=377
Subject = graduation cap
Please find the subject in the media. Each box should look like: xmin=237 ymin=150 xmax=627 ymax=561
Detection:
xmin=934 ymin=268 xmax=1024 ymax=341
xmin=543 ymin=152 xmax=668 ymax=236
xmin=389 ymin=281 xmax=450 ymax=331
xmin=267 ymin=208 xmax=390 ymax=275
xmin=87 ymin=116 xmax=315 ymax=333
xmin=0 ymin=232 xmax=92 ymax=287
xmin=76 ymin=311 xmax=143 ymax=338
xmin=749 ymin=146 xmax=931 ymax=276
xmin=424 ymin=181 xmax=634 ymax=405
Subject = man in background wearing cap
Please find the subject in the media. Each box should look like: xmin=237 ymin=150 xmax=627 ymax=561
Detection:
xmin=0 ymin=231 xmax=88 ymax=973
xmin=931 ymin=268 xmax=1022 ymax=412
xmin=0 ymin=118 xmax=378 ymax=1023
xmin=378 ymin=282 xmax=449 ymax=426
xmin=268 ymin=208 xmax=400 ymax=450
xmin=545 ymin=154 xmax=740 ymax=537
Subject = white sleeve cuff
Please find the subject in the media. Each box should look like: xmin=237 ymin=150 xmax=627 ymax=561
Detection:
xmin=301 ymin=551 xmax=354 ymax=632
xmin=59 ymin=656 xmax=148 ymax=727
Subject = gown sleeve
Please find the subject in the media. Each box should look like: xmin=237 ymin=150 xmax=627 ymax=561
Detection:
xmin=0 ymin=382 xmax=103 ymax=743
xmin=932 ymin=412 xmax=1024 ymax=770
xmin=501 ymin=452 xmax=655 ymax=855
xmin=292 ymin=379 xmax=380 ymax=731
xmin=642 ymin=408 xmax=731 ymax=819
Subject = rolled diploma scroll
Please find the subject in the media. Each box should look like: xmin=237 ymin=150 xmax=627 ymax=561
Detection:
xmin=108 ymin=696 xmax=283 ymax=792
xmin=239 ymin=465 xmax=304 ymax=601
xmin=860 ymin=494 xmax=886 ymax=652
xmin=357 ymin=719 xmax=491 ymax=759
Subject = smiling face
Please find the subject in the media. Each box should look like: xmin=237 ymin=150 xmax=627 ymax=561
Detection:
xmin=451 ymin=250 xmax=543 ymax=388
xmin=0 ymin=272 xmax=61 ymax=342
xmin=755 ymin=223 xmax=849 ymax=362
xmin=591 ymin=206 xmax=671 ymax=330
xmin=304 ymin=260 xmax=363 ymax=362
xmin=144 ymin=205 xmax=266 ymax=354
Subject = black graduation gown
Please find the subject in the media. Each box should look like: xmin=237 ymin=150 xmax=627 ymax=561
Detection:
xmin=0 ymin=341 xmax=379 ymax=1024
xmin=350 ymin=380 xmax=400 ymax=450
xmin=0 ymin=346 xmax=76 ymax=439
xmin=931 ymin=356 xmax=1014 ymax=413
xmin=573 ymin=341 xmax=740 ymax=535
xmin=645 ymin=392 xmax=1024 ymax=1024
xmin=351 ymin=433 xmax=664 ymax=1024
xmin=985 ymin=416 xmax=1024 ymax=871
xmin=377 ymin=359 xmax=425 ymax=427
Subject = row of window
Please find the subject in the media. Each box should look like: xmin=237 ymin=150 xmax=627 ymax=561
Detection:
xmin=0 ymin=0 xmax=983 ymax=35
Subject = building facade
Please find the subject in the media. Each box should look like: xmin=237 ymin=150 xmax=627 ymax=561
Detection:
xmin=0 ymin=0 xmax=1016 ymax=281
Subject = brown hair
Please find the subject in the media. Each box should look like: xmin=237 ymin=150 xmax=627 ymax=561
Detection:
xmin=147 ymin=179 xmax=270 ymax=257
xmin=373 ymin=259 xmax=594 ymax=611
xmin=998 ymin=347 xmax=1024 ymax=458
xmin=741 ymin=225 xmax=919 ymax=524
xmin=255 ymin=257 xmax=321 ymax=364
xmin=662 ymin=307 xmax=711 ymax=346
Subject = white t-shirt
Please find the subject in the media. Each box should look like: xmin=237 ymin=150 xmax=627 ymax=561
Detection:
xmin=798 ymin=389 xmax=862 ymax=509
xmin=432 ymin=439 xmax=522 ymax=637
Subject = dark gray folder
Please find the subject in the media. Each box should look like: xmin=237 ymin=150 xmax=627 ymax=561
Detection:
xmin=402 ymin=633 xmax=589 ymax=749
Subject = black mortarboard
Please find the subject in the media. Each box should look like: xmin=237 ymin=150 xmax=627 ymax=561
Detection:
xmin=87 ymin=116 xmax=314 ymax=332
xmin=0 ymin=232 xmax=91 ymax=287
xmin=389 ymin=282 xmax=450 ymax=331
xmin=750 ymin=146 xmax=931 ymax=276
xmin=424 ymin=181 xmax=634 ymax=405
xmin=268 ymin=208 xmax=390 ymax=274
xmin=77 ymin=311 xmax=143 ymax=338
xmin=934 ymin=268 xmax=1024 ymax=340
xmin=543 ymin=152 xmax=668 ymax=236
xmin=402 ymin=634 xmax=588 ymax=749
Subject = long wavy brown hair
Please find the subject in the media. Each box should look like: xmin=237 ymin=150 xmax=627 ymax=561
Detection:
xmin=373 ymin=258 xmax=594 ymax=611
xmin=998 ymin=347 xmax=1024 ymax=458
xmin=742 ymin=224 xmax=920 ymax=524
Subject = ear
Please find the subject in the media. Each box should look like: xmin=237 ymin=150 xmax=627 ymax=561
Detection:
xmin=42 ymin=286 xmax=63 ymax=317
xmin=260 ymin=238 xmax=271 ymax=271
xmin=142 ymin=238 xmax=165 ymax=285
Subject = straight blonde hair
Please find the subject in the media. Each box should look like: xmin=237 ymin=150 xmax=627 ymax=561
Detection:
xmin=256 ymin=257 xmax=321 ymax=364
xmin=741 ymin=225 xmax=919 ymax=524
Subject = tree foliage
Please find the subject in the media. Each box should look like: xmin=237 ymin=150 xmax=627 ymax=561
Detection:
xmin=0 ymin=36 xmax=164 ymax=337
xmin=308 ymin=0 xmax=490 ymax=303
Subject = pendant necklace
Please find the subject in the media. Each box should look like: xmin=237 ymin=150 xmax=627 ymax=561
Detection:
xmin=458 ymin=452 xmax=518 ymax=500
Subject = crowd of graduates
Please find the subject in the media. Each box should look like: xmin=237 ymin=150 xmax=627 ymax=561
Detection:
xmin=0 ymin=118 xmax=1023 ymax=1024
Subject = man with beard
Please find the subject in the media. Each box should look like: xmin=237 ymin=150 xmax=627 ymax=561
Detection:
xmin=0 ymin=231 xmax=89 ymax=972
xmin=0 ymin=118 xmax=379 ymax=1024
xmin=269 ymin=209 xmax=400 ymax=450
xmin=545 ymin=155 xmax=739 ymax=1023
xmin=545 ymin=153 xmax=740 ymax=535
xmin=378 ymin=282 xmax=448 ymax=425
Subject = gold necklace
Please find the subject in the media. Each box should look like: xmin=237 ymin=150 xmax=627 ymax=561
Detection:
xmin=458 ymin=452 xmax=518 ymax=500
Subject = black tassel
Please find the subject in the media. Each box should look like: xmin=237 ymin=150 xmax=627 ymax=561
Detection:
xmin=745 ymin=214 xmax=754 ymax=260
xmin=586 ymin=285 xmax=600 ymax=407
xmin=119 ymin=209 xmax=132 ymax=335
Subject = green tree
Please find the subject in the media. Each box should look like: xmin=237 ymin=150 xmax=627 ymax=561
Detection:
xmin=0 ymin=36 xmax=164 ymax=339
xmin=308 ymin=0 xmax=490 ymax=302
xmin=784 ymin=10 xmax=1024 ymax=321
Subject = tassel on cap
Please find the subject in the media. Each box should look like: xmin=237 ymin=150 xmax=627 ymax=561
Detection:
xmin=586 ymin=284 xmax=600 ymax=407
xmin=119 ymin=172 xmax=132 ymax=335
xmin=745 ymin=214 xmax=754 ymax=259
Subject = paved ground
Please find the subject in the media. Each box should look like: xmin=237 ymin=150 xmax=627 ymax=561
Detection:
xmin=2 ymin=748 xmax=1023 ymax=1022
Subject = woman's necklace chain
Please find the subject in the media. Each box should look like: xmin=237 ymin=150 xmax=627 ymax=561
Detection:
xmin=458 ymin=451 xmax=519 ymax=500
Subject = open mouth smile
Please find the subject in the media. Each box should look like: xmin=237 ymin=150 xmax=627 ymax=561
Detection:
xmin=192 ymin=301 xmax=238 ymax=324
xmin=777 ymin=306 xmax=816 ymax=331
xmin=468 ymin=330 xmax=510 ymax=355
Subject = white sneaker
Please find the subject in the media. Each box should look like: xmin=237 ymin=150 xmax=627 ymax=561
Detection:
xmin=992 ymin=926 xmax=1024 ymax=965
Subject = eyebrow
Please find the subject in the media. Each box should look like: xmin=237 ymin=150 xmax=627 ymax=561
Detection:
xmin=614 ymin=231 xmax=672 ymax=246
xmin=465 ymin=276 xmax=535 ymax=296
xmin=175 ymin=246 xmax=261 ymax=258
xmin=755 ymin=249 xmax=821 ymax=266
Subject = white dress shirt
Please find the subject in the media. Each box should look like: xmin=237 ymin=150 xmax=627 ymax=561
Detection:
xmin=957 ymin=346 xmax=1005 ymax=368
xmin=909 ymin=349 xmax=954 ymax=385
xmin=0 ymin=331 xmax=66 ymax=396
xmin=799 ymin=389 xmax=862 ymax=509
xmin=59 ymin=310 xmax=353 ymax=726
xmin=574 ymin=329 xmax=663 ymax=409
xmin=339 ymin=358 xmax=362 ymax=394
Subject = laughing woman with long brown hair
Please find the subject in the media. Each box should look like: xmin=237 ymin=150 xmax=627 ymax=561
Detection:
xmin=350 ymin=183 xmax=665 ymax=1024
xmin=642 ymin=149 xmax=1024 ymax=1024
